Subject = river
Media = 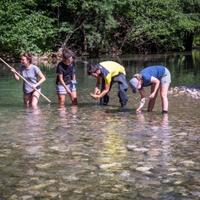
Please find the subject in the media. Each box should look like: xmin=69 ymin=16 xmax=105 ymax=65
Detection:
xmin=0 ymin=51 xmax=199 ymax=199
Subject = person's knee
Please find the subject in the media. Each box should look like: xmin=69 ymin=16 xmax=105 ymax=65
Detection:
xmin=161 ymin=94 xmax=168 ymax=101
xmin=31 ymin=96 xmax=39 ymax=107
xmin=59 ymin=99 xmax=65 ymax=104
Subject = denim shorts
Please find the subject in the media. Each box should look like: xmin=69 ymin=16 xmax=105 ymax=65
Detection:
xmin=161 ymin=68 xmax=171 ymax=85
xmin=56 ymin=83 xmax=76 ymax=95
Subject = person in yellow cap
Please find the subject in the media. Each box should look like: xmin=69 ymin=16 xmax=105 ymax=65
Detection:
xmin=88 ymin=61 xmax=128 ymax=107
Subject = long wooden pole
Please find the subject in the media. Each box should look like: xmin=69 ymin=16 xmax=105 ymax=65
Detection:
xmin=0 ymin=58 xmax=51 ymax=103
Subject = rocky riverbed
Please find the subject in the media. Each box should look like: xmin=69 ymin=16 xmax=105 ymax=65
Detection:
xmin=169 ymin=86 xmax=200 ymax=99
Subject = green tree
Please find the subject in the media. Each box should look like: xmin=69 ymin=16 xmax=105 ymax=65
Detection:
xmin=0 ymin=0 xmax=56 ymax=55
xmin=0 ymin=0 xmax=199 ymax=55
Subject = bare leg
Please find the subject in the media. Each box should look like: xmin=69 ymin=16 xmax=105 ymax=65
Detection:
xmin=31 ymin=90 xmax=40 ymax=108
xmin=58 ymin=94 xmax=66 ymax=107
xmin=160 ymin=84 xmax=170 ymax=112
xmin=24 ymin=93 xmax=32 ymax=107
xmin=148 ymin=84 xmax=159 ymax=112
xmin=70 ymin=91 xmax=78 ymax=105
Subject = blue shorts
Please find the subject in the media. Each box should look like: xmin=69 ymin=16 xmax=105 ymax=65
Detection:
xmin=56 ymin=83 xmax=76 ymax=95
xmin=161 ymin=68 xmax=171 ymax=85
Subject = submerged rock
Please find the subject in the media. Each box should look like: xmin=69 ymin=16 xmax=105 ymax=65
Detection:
xmin=36 ymin=163 xmax=54 ymax=169
xmin=170 ymin=86 xmax=200 ymax=99
xmin=136 ymin=166 xmax=152 ymax=173
xmin=176 ymin=132 xmax=188 ymax=136
xmin=126 ymin=145 xmax=149 ymax=153
xmin=27 ymin=180 xmax=57 ymax=191
xmin=100 ymin=192 xmax=117 ymax=199
xmin=180 ymin=160 xmax=195 ymax=167
xmin=126 ymin=144 xmax=137 ymax=150
xmin=99 ymin=162 xmax=122 ymax=169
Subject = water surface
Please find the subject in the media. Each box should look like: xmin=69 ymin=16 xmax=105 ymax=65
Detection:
xmin=0 ymin=51 xmax=199 ymax=199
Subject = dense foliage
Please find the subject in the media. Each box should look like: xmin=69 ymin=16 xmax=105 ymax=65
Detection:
xmin=0 ymin=0 xmax=199 ymax=56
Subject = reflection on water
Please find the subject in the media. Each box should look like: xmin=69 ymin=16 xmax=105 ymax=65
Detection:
xmin=0 ymin=103 xmax=199 ymax=199
xmin=0 ymin=51 xmax=199 ymax=199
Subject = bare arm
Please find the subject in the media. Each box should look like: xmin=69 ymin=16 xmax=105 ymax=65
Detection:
xmin=34 ymin=71 xmax=46 ymax=87
xmin=91 ymin=82 xmax=110 ymax=99
xmin=11 ymin=68 xmax=20 ymax=80
xmin=149 ymin=77 xmax=160 ymax=98
xmin=72 ymin=73 xmax=76 ymax=81
xmin=58 ymin=74 xmax=71 ymax=94
xmin=94 ymin=77 xmax=101 ymax=94
xmin=136 ymin=88 xmax=146 ymax=113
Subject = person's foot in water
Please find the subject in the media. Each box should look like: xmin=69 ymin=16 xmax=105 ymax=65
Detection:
xmin=120 ymin=99 xmax=128 ymax=108
xmin=100 ymin=95 xmax=109 ymax=106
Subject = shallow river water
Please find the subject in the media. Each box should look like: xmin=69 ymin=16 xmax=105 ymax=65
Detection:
xmin=0 ymin=51 xmax=199 ymax=199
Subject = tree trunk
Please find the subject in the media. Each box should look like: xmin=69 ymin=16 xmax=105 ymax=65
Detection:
xmin=183 ymin=31 xmax=194 ymax=51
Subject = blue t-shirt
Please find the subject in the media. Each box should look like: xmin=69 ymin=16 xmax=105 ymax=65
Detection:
xmin=141 ymin=65 xmax=165 ymax=87
xmin=19 ymin=64 xmax=41 ymax=93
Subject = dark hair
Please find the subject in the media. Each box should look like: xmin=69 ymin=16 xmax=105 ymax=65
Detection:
xmin=87 ymin=64 xmax=99 ymax=75
xmin=62 ymin=48 xmax=75 ymax=60
xmin=21 ymin=52 xmax=32 ymax=63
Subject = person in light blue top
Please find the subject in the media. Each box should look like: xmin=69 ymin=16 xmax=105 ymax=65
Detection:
xmin=129 ymin=65 xmax=171 ymax=114
xmin=11 ymin=53 xmax=46 ymax=108
xmin=19 ymin=63 xmax=42 ymax=94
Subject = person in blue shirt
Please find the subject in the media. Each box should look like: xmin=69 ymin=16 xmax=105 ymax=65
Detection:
xmin=11 ymin=53 xmax=46 ymax=108
xmin=129 ymin=65 xmax=171 ymax=114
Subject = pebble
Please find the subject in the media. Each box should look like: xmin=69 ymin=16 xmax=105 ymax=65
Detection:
xmin=136 ymin=166 xmax=152 ymax=172
xmin=170 ymin=86 xmax=200 ymax=99
xmin=99 ymin=162 xmax=122 ymax=169
xmin=181 ymin=160 xmax=195 ymax=166
xmin=127 ymin=145 xmax=149 ymax=153
xmin=27 ymin=180 xmax=57 ymax=190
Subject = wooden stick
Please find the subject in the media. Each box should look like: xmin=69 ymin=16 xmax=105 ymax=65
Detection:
xmin=0 ymin=58 xmax=51 ymax=103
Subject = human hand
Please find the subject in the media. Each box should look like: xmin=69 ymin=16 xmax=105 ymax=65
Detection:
xmin=149 ymin=92 xmax=155 ymax=99
xmin=10 ymin=67 xmax=16 ymax=73
xmin=136 ymin=108 xmax=142 ymax=113
xmin=31 ymin=84 xmax=38 ymax=91
xmin=67 ymin=89 xmax=72 ymax=95
xmin=136 ymin=98 xmax=145 ymax=113
xmin=64 ymin=86 xmax=71 ymax=95
xmin=94 ymin=88 xmax=101 ymax=95
xmin=90 ymin=93 xmax=100 ymax=100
